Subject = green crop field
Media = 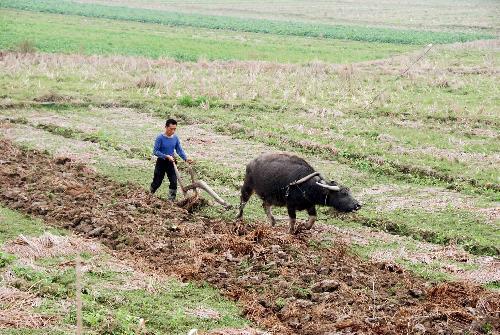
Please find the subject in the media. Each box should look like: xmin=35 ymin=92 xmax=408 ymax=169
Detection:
xmin=0 ymin=0 xmax=499 ymax=333
xmin=0 ymin=9 xmax=417 ymax=63
xmin=83 ymin=0 xmax=498 ymax=33
xmin=0 ymin=0 xmax=495 ymax=44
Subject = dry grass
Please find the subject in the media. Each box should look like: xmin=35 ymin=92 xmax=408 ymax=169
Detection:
xmin=0 ymin=287 xmax=57 ymax=329
xmin=204 ymin=328 xmax=268 ymax=335
xmin=0 ymin=286 xmax=40 ymax=310
xmin=13 ymin=40 xmax=37 ymax=54
xmin=186 ymin=307 xmax=221 ymax=320
xmin=0 ymin=51 xmax=378 ymax=109
xmin=1 ymin=42 xmax=497 ymax=115
xmin=390 ymin=145 xmax=500 ymax=169
xmin=2 ymin=232 xmax=100 ymax=260
xmin=0 ymin=308 xmax=57 ymax=329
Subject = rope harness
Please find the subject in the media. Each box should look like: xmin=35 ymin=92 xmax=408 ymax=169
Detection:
xmin=284 ymin=171 xmax=329 ymax=205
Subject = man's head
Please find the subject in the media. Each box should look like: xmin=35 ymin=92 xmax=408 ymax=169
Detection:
xmin=165 ymin=119 xmax=177 ymax=137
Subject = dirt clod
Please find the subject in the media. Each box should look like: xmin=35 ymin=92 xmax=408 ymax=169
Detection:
xmin=311 ymin=280 xmax=341 ymax=293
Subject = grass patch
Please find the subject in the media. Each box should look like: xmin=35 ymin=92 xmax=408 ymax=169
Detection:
xmin=483 ymin=281 xmax=500 ymax=291
xmin=399 ymin=260 xmax=454 ymax=282
xmin=0 ymin=9 xmax=418 ymax=63
xmin=350 ymin=209 xmax=499 ymax=256
xmin=13 ymin=39 xmax=37 ymax=53
xmin=0 ymin=251 xmax=16 ymax=268
xmin=0 ymin=206 xmax=64 ymax=244
xmin=177 ymin=95 xmax=211 ymax=108
xmin=1 ymin=0 xmax=494 ymax=44
xmin=5 ymin=258 xmax=250 ymax=334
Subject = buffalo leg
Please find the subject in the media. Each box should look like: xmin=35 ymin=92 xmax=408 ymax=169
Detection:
xmin=236 ymin=185 xmax=253 ymax=220
xmin=262 ymin=202 xmax=276 ymax=226
xmin=304 ymin=206 xmax=317 ymax=230
xmin=287 ymin=206 xmax=297 ymax=234
xmin=263 ymin=202 xmax=276 ymax=226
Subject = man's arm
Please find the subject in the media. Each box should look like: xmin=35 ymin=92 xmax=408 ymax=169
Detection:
xmin=153 ymin=136 xmax=168 ymax=159
xmin=175 ymin=137 xmax=189 ymax=161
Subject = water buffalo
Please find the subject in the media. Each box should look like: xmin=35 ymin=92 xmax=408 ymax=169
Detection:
xmin=236 ymin=153 xmax=361 ymax=234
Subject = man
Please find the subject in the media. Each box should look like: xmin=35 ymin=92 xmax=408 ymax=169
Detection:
xmin=150 ymin=118 xmax=193 ymax=200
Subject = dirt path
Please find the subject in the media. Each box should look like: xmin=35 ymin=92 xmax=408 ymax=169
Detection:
xmin=0 ymin=139 xmax=498 ymax=334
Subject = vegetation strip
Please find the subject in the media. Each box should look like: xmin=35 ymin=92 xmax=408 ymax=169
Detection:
xmin=0 ymin=9 xmax=417 ymax=63
xmin=0 ymin=138 xmax=499 ymax=334
xmin=0 ymin=0 xmax=493 ymax=45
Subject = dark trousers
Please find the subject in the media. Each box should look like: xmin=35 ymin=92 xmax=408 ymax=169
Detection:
xmin=150 ymin=158 xmax=177 ymax=193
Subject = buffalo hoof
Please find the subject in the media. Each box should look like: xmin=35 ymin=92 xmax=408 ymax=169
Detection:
xmin=291 ymin=222 xmax=304 ymax=235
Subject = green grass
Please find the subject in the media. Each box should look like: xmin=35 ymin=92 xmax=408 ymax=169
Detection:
xmin=349 ymin=208 xmax=499 ymax=256
xmin=0 ymin=206 xmax=64 ymax=244
xmin=399 ymin=260 xmax=454 ymax=282
xmin=0 ymin=251 xmax=16 ymax=268
xmin=0 ymin=9 xmax=418 ymax=63
xmin=0 ymin=0 xmax=493 ymax=45
xmin=6 ymin=260 xmax=250 ymax=334
xmin=87 ymin=0 xmax=498 ymax=34
xmin=483 ymin=281 xmax=500 ymax=291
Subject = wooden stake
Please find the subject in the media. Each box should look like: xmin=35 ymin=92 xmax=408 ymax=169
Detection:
xmin=76 ymin=256 xmax=83 ymax=335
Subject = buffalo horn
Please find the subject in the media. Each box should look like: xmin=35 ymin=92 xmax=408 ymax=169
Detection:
xmin=289 ymin=172 xmax=321 ymax=185
xmin=316 ymin=182 xmax=340 ymax=191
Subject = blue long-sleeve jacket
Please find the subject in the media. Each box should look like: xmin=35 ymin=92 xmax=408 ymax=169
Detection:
xmin=153 ymin=134 xmax=187 ymax=161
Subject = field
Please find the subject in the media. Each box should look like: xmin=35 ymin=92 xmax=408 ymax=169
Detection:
xmin=0 ymin=0 xmax=499 ymax=334
xmin=75 ymin=0 xmax=499 ymax=33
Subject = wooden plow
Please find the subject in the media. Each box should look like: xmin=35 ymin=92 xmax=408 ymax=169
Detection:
xmin=173 ymin=162 xmax=232 ymax=211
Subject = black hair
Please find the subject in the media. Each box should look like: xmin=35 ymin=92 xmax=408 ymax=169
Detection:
xmin=165 ymin=119 xmax=177 ymax=127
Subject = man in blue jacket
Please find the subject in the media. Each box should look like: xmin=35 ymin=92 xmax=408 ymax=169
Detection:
xmin=150 ymin=118 xmax=193 ymax=200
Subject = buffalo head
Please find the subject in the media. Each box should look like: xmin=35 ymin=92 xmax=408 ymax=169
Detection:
xmin=316 ymin=180 xmax=361 ymax=212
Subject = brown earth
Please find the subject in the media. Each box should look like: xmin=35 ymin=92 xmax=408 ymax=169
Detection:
xmin=0 ymin=139 xmax=498 ymax=334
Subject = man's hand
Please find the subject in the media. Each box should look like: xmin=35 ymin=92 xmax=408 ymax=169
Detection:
xmin=186 ymin=158 xmax=194 ymax=164
xmin=165 ymin=155 xmax=174 ymax=162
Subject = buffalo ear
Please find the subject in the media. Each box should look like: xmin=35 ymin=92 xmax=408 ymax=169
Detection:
xmin=330 ymin=180 xmax=339 ymax=186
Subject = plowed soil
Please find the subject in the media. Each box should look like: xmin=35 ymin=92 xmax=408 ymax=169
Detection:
xmin=0 ymin=139 xmax=498 ymax=334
